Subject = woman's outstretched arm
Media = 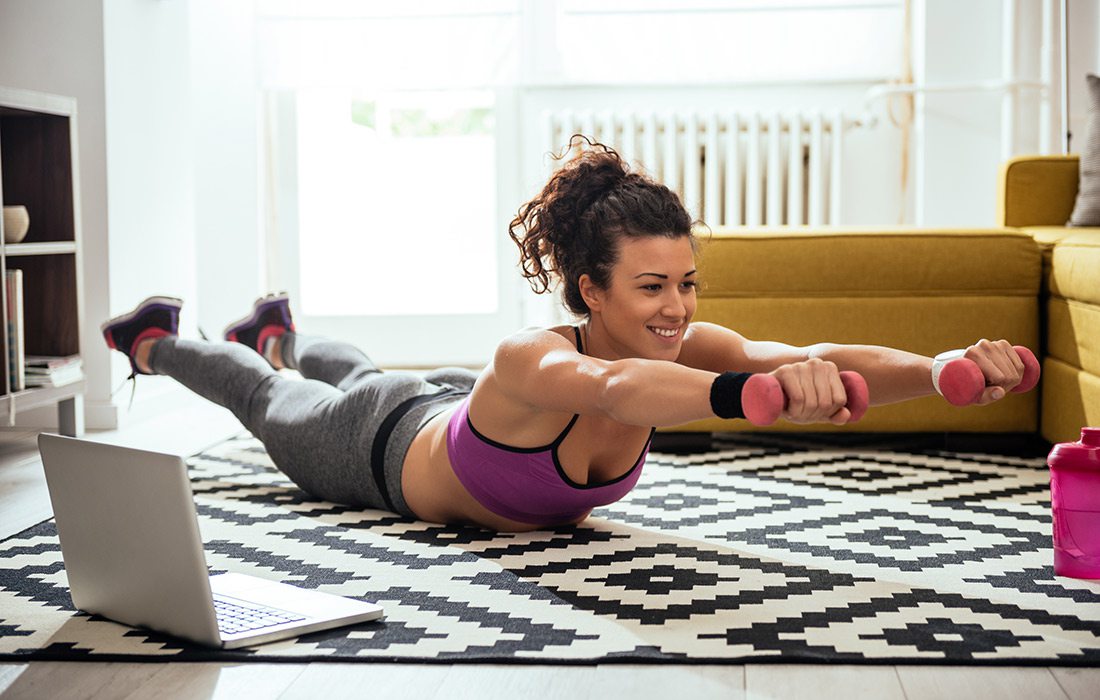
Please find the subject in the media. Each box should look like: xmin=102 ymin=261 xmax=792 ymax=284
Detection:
xmin=678 ymin=322 xmax=1026 ymax=407
xmin=804 ymin=342 xmax=935 ymax=405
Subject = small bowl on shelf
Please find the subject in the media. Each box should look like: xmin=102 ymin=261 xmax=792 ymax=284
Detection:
xmin=2 ymin=205 xmax=29 ymax=244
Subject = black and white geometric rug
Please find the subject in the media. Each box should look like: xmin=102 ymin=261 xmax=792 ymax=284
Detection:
xmin=1 ymin=432 xmax=1099 ymax=664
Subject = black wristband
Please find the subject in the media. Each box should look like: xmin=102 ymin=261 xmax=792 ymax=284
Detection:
xmin=710 ymin=371 xmax=752 ymax=419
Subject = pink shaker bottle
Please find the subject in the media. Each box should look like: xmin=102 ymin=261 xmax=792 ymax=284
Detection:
xmin=1049 ymin=427 xmax=1100 ymax=578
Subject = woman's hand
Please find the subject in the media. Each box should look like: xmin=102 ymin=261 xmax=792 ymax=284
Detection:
xmin=770 ymin=358 xmax=852 ymax=425
xmin=962 ymin=339 xmax=1027 ymax=405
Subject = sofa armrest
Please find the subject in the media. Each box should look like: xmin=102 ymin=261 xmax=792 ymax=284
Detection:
xmin=998 ymin=155 xmax=1080 ymax=227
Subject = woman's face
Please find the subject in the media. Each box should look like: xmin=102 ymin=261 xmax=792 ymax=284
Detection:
xmin=582 ymin=235 xmax=697 ymax=361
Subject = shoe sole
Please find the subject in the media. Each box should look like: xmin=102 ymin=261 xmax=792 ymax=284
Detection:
xmin=100 ymin=296 xmax=184 ymax=335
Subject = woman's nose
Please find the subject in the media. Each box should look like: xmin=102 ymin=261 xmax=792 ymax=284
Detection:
xmin=662 ymin=292 xmax=686 ymax=318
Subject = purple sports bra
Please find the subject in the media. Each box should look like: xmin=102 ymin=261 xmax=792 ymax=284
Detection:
xmin=446 ymin=327 xmax=655 ymax=525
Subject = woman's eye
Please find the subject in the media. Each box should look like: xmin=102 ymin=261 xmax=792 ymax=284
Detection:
xmin=642 ymin=284 xmax=661 ymax=292
xmin=681 ymin=281 xmax=697 ymax=290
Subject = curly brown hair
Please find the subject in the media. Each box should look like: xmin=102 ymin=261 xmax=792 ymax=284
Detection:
xmin=509 ymin=136 xmax=695 ymax=317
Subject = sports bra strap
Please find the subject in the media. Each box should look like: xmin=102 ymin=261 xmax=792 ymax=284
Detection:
xmin=572 ymin=325 xmax=584 ymax=354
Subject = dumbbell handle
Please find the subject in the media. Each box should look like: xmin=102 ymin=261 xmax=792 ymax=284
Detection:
xmin=933 ymin=345 xmax=1040 ymax=407
xmin=740 ymin=371 xmax=869 ymax=427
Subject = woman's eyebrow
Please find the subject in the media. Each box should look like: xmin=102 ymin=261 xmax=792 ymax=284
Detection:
xmin=633 ymin=270 xmax=697 ymax=280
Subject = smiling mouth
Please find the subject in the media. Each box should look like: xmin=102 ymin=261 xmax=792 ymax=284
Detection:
xmin=648 ymin=326 xmax=680 ymax=339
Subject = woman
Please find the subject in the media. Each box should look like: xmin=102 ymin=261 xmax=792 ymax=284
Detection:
xmin=102 ymin=139 xmax=1030 ymax=532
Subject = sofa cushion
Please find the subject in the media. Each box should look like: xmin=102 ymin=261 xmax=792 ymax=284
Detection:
xmin=1042 ymin=357 xmax=1100 ymax=444
xmin=698 ymin=227 xmax=1040 ymax=296
xmin=1047 ymin=297 xmax=1100 ymax=376
xmin=1069 ymin=73 xmax=1100 ymax=226
xmin=697 ymin=296 xmax=1037 ymax=356
xmin=1043 ymin=234 xmax=1100 ymax=443
xmin=1021 ymin=225 xmax=1095 ymax=250
xmin=1020 ymin=226 xmax=1100 ymax=293
xmin=1049 ymin=233 xmax=1100 ymax=305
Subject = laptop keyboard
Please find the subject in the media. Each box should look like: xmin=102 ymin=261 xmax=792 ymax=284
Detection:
xmin=213 ymin=595 xmax=307 ymax=635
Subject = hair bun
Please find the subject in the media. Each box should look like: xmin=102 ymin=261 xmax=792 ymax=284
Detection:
xmin=509 ymin=135 xmax=693 ymax=316
xmin=555 ymin=136 xmax=628 ymax=216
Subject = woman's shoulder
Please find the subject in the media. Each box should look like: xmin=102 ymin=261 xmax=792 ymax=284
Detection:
xmin=499 ymin=324 xmax=579 ymax=350
xmin=677 ymin=322 xmax=749 ymax=370
xmin=682 ymin=321 xmax=751 ymax=345
xmin=489 ymin=325 xmax=581 ymax=380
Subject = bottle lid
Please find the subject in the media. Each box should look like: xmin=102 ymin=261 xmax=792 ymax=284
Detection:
xmin=1048 ymin=427 xmax=1100 ymax=471
xmin=1082 ymin=427 xmax=1100 ymax=447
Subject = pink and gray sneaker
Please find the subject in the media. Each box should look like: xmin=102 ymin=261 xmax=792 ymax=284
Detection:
xmin=223 ymin=293 xmax=296 ymax=356
xmin=101 ymin=296 xmax=183 ymax=376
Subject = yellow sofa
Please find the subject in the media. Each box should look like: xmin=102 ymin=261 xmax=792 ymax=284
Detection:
xmin=999 ymin=155 xmax=1100 ymax=444
xmin=681 ymin=155 xmax=1099 ymax=443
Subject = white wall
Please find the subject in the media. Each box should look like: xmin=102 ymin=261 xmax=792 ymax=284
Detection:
xmin=0 ymin=0 xmax=115 ymax=426
xmin=0 ymin=0 xmax=262 ymax=429
xmin=97 ymin=0 xmax=200 ymax=426
xmin=189 ymin=0 xmax=264 ymax=337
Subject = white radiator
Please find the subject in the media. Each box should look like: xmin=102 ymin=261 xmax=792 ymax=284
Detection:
xmin=543 ymin=110 xmax=859 ymax=226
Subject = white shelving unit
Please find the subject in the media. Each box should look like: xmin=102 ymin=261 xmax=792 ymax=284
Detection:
xmin=0 ymin=86 xmax=85 ymax=436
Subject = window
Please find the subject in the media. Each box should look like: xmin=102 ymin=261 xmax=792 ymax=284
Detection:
xmin=296 ymin=90 xmax=499 ymax=317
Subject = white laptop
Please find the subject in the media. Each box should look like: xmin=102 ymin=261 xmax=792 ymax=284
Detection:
xmin=37 ymin=433 xmax=384 ymax=649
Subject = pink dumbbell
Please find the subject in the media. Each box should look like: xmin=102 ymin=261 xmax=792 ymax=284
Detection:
xmin=932 ymin=345 xmax=1041 ymax=407
xmin=741 ymin=371 xmax=869 ymax=427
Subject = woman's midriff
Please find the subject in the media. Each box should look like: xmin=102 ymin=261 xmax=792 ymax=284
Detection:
xmin=400 ymin=406 xmax=587 ymax=532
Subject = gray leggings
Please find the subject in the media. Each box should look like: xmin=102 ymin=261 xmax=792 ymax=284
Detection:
xmin=149 ymin=334 xmax=477 ymax=516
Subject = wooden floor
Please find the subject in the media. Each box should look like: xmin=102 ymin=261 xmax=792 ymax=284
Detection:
xmin=1 ymin=396 xmax=1097 ymax=699
xmin=0 ymin=662 xmax=1097 ymax=699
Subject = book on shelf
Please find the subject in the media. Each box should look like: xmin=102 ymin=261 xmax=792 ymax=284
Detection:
xmin=25 ymin=354 xmax=81 ymax=370
xmin=5 ymin=269 xmax=24 ymax=392
xmin=24 ymin=355 xmax=83 ymax=388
